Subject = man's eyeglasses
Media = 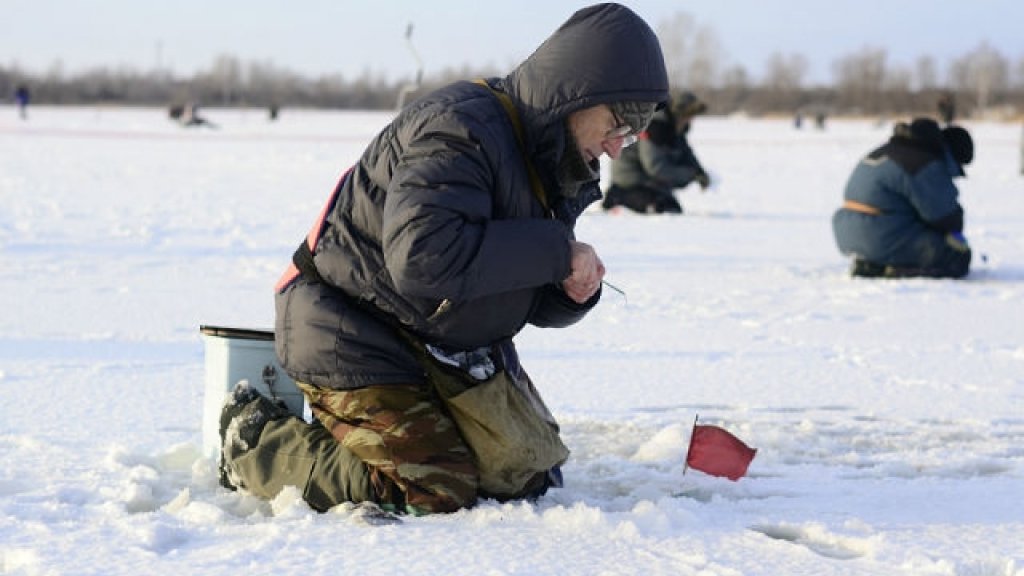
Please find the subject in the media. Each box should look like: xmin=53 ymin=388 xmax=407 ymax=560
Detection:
xmin=606 ymin=108 xmax=638 ymax=147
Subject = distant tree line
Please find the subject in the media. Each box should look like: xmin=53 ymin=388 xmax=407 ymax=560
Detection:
xmin=0 ymin=55 xmax=514 ymax=113
xmin=3 ymin=13 xmax=1023 ymax=120
xmin=656 ymin=13 xmax=1024 ymax=120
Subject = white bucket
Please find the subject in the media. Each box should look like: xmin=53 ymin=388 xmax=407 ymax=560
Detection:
xmin=199 ymin=325 xmax=309 ymax=459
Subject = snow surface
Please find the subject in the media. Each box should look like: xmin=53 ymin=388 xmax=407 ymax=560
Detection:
xmin=2 ymin=105 xmax=1022 ymax=576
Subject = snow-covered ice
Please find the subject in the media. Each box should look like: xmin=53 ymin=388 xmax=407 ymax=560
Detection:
xmin=2 ymin=105 xmax=1022 ymax=575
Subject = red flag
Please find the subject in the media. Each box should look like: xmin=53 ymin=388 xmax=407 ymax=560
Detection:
xmin=684 ymin=421 xmax=756 ymax=481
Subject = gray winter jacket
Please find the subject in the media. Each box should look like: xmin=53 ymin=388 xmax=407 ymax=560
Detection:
xmin=275 ymin=3 xmax=669 ymax=389
xmin=611 ymin=108 xmax=704 ymax=194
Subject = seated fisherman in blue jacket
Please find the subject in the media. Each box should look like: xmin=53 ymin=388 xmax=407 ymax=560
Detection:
xmin=833 ymin=117 xmax=974 ymax=279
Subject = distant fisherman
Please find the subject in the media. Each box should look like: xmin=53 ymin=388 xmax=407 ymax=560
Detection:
xmin=14 ymin=84 xmax=30 ymax=120
xmin=832 ymin=117 xmax=974 ymax=279
xmin=603 ymin=91 xmax=712 ymax=214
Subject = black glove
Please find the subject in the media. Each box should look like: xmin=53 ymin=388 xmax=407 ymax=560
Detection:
xmin=695 ymin=172 xmax=710 ymax=190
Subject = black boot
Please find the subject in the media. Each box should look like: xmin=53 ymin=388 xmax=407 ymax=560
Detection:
xmin=850 ymin=258 xmax=886 ymax=278
xmin=218 ymin=382 xmax=290 ymax=490
xmin=601 ymin=192 xmax=619 ymax=210
xmin=881 ymin=265 xmax=928 ymax=279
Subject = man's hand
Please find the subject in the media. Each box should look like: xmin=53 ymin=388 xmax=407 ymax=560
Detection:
xmin=563 ymin=241 xmax=606 ymax=303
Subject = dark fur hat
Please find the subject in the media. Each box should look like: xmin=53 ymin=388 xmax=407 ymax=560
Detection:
xmin=942 ymin=126 xmax=974 ymax=166
xmin=672 ymin=92 xmax=707 ymax=119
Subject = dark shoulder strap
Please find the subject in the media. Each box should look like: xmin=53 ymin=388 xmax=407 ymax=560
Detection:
xmin=291 ymin=240 xmax=324 ymax=284
xmin=473 ymin=79 xmax=551 ymax=214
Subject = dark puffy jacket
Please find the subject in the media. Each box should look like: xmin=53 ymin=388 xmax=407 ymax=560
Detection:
xmin=610 ymin=108 xmax=704 ymax=194
xmin=276 ymin=3 xmax=669 ymax=389
xmin=832 ymin=120 xmax=965 ymax=268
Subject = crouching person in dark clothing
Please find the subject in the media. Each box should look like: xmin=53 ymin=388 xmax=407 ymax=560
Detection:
xmin=217 ymin=3 xmax=669 ymax=516
xmin=832 ymin=117 xmax=974 ymax=279
xmin=604 ymin=91 xmax=710 ymax=214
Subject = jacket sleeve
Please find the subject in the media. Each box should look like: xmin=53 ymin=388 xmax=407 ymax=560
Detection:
xmin=381 ymin=111 xmax=573 ymax=303
xmin=636 ymin=138 xmax=700 ymax=188
xmin=528 ymin=284 xmax=600 ymax=328
xmin=906 ymin=162 xmax=964 ymax=233
xmin=675 ymin=135 xmax=706 ymax=177
xmin=928 ymin=205 xmax=964 ymax=233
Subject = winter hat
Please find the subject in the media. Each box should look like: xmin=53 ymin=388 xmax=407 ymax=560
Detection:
xmin=610 ymin=100 xmax=658 ymax=134
xmin=672 ymin=91 xmax=707 ymax=119
xmin=906 ymin=117 xmax=943 ymax=150
xmin=942 ymin=126 xmax=974 ymax=166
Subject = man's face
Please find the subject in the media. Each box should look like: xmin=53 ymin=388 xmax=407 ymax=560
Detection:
xmin=567 ymin=104 xmax=634 ymax=162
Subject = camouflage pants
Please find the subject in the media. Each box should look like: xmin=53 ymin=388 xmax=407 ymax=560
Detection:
xmin=297 ymin=381 xmax=478 ymax=515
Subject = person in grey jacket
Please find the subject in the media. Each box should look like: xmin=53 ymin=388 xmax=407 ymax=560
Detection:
xmin=603 ymin=92 xmax=710 ymax=213
xmin=833 ymin=117 xmax=974 ymax=279
xmin=218 ymin=3 xmax=669 ymax=516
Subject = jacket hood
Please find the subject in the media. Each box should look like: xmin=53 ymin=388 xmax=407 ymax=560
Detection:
xmin=494 ymin=3 xmax=669 ymax=200
xmin=891 ymin=117 xmax=966 ymax=178
xmin=505 ymin=3 xmax=668 ymax=123
xmin=499 ymin=4 xmax=668 ymax=155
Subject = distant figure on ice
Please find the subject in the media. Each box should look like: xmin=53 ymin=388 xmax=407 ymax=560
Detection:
xmin=814 ymin=110 xmax=827 ymax=130
xmin=832 ymin=117 xmax=974 ymax=279
xmin=603 ymin=91 xmax=710 ymax=214
xmin=14 ymin=84 xmax=30 ymax=120
xmin=217 ymin=3 xmax=668 ymax=516
xmin=937 ymin=92 xmax=956 ymax=125
xmin=168 ymin=101 xmax=217 ymax=128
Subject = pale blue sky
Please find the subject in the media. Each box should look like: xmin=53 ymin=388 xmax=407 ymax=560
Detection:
xmin=3 ymin=1 xmax=1021 ymax=84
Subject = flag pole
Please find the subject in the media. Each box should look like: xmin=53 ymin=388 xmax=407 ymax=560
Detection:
xmin=683 ymin=413 xmax=699 ymax=476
